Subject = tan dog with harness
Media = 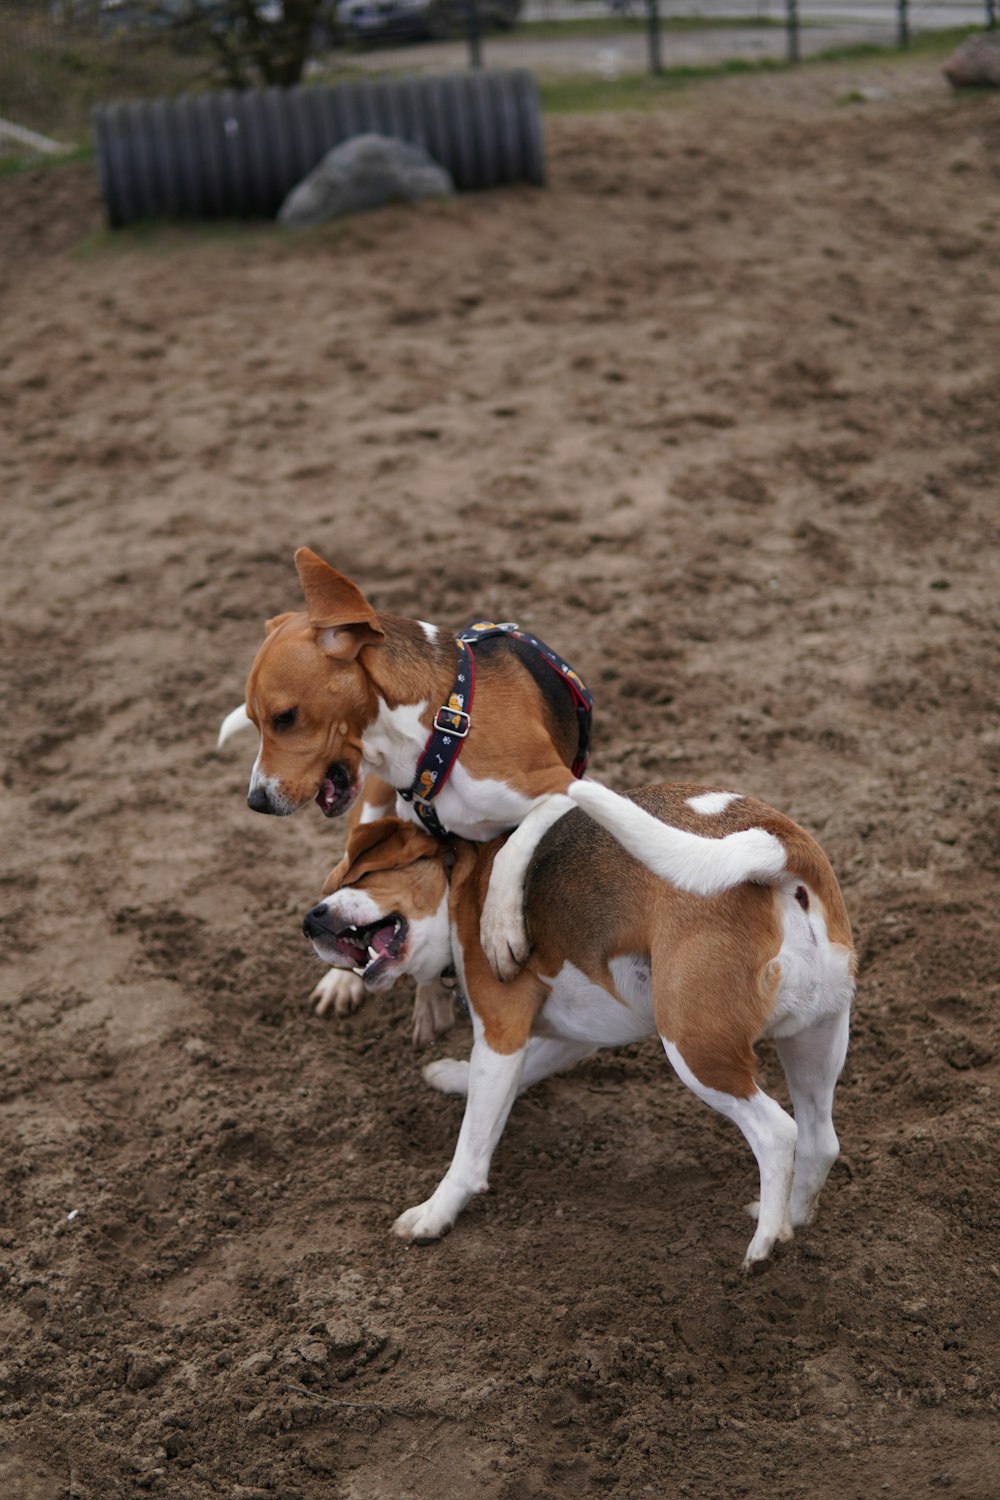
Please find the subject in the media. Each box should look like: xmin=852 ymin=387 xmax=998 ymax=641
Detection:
xmin=303 ymin=781 xmax=855 ymax=1269
xmin=219 ymin=547 xmax=595 ymax=1039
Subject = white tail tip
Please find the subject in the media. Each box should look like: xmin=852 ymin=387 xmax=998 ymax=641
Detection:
xmin=217 ymin=703 xmax=254 ymax=749
xmin=568 ymin=778 xmax=786 ymax=896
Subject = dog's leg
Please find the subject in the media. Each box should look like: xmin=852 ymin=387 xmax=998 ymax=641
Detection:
xmin=422 ymin=1056 xmax=471 ymax=1095
xmin=423 ymin=1036 xmax=596 ymax=1099
xmin=518 ymin=1036 xmax=598 ymax=1090
xmin=412 ymin=976 xmax=456 ymax=1049
xmin=772 ymin=1007 xmax=850 ymax=1228
xmin=311 ymin=968 xmax=366 ymax=1017
xmin=662 ymin=1040 xmax=797 ymax=1269
xmin=394 ymin=1036 xmax=526 ymax=1243
xmin=480 ymin=793 xmax=573 ymax=980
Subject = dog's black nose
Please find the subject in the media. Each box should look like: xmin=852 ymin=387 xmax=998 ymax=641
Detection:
xmin=303 ymin=904 xmax=329 ymax=938
xmin=247 ymin=785 xmax=273 ymax=814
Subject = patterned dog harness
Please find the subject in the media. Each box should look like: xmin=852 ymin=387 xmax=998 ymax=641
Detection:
xmin=397 ymin=622 xmax=594 ymax=840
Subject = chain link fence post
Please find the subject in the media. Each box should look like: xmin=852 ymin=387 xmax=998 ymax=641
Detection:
xmin=785 ymin=0 xmax=800 ymax=62
xmin=896 ymin=0 xmax=909 ymax=46
xmin=645 ymin=0 xmax=662 ymax=75
xmin=466 ymin=0 xmax=482 ymax=67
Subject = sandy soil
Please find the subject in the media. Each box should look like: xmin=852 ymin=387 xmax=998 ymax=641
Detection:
xmin=2 ymin=56 xmax=999 ymax=1500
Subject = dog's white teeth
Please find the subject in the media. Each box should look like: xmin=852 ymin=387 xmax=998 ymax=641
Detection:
xmin=368 ymin=946 xmax=379 ymax=961
xmin=393 ymin=920 xmax=401 ymax=934
xmin=352 ymin=965 xmax=366 ymax=977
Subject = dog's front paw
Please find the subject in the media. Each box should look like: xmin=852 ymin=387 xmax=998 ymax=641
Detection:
xmin=392 ymin=1200 xmax=455 ymax=1245
xmin=422 ymin=1058 xmax=470 ymax=1096
xmin=311 ymin=968 xmax=366 ymax=1018
xmin=479 ymin=891 xmax=529 ymax=982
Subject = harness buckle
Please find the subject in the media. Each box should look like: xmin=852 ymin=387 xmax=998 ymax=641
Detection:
xmin=432 ymin=706 xmax=471 ymax=738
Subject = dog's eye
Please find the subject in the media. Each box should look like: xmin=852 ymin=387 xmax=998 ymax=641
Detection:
xmin=273 ymin=708 xmax=297 ymax=730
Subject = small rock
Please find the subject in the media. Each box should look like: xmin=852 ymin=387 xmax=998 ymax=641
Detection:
xmin=278 ymin=134 xmax=454 ymax=228
xmin=324 ymin=1316 xmax=365 ymax=1355
xmin=296 ymin=1339 xmax=328 ymax=1366
xmin=124 ymin=1352 xmax=173 ymax=1391
xmin=942 ymin=34 xmax=1000 ymax=88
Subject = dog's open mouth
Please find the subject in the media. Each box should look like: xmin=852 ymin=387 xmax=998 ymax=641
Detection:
xmin=309 ymin=913 xmax=409 ymax=983
xmin=316 ymin=762 xmax=360 ymax=818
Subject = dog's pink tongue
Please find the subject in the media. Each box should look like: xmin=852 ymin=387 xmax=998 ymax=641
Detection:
xmin=372 ymin=925 xmax=395 ymax=957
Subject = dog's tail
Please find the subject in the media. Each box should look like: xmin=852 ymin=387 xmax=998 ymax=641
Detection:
xmin=217 ymin=702 xmax=254 ymax=749
xmin=566 ymin=779 xmax=786 ymax=896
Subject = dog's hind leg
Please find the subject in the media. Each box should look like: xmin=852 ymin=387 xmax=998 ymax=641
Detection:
xmin=662 ymin=1039 xmax=797 ymax=1269
xmin=773 ymin=1007 xmax=850 ymax=1229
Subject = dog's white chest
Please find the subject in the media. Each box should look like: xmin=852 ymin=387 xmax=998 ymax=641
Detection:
xmin=398 ymin=764 xmax=536 ymax=842
xmin=537 ymin=957 xmax=654 ymax=1046
xmin=361 ymin=700 xmax=540 ymax=841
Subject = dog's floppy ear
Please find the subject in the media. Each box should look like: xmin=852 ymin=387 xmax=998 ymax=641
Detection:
xmin=264 ymin=611 xmax=293 ymax=636
xmin=322 ymin=817 xmax=441 ymax=895
xmin=294 ymin=548 xmax=385 ymax=661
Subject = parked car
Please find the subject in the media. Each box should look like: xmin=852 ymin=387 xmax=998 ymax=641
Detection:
xmin=335 ymin=0 xmax=521 ymax=42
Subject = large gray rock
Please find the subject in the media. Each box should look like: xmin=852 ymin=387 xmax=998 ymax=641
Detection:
xmin=942 ymin=33 xmax=1000 ymax=89
xmin=278 ymin=134 xmax=454 ymax=227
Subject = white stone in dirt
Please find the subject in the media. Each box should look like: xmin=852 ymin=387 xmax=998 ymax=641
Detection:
xmin=278 ymin=134 xmax=454 ymax=228
xmin=942 ymin=34 xmax=1000 ymax=89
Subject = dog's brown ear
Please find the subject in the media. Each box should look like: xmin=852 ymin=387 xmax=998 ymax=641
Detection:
xmin=264 ymin=611 xmax=293 ymax=636
xmin=322 ymin=817 xmax=442 ymax=895
xmin=294 ymin=548 xmax=384 ymax=659
xmin=320 ymin=852 xmax=351 ymax=897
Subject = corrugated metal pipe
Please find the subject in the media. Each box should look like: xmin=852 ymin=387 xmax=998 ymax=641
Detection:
xmin=92 ymin=70 xmax=545 ymax=227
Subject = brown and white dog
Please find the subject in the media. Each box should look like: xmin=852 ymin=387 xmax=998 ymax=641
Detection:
xmin=302 ymin=781 xmax=856 ymax=1268
xmin=219 ymin=547 xmax=592 ymax=1041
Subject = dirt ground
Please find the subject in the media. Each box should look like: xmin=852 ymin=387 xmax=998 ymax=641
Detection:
xmin=2 ymin=54 xmax=999 ymax=1500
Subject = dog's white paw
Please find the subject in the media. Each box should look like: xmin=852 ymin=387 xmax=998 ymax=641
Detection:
xmin=744 ymin=1199 xmax=761 ymax=1222
xmin=392 ymin=1200 xmax=455 ymax=1244
xmin=422 ymin=1058 xmax=470 ymax=1096
xmin=479 ymin=889 xmax=529 ymax=981
xmin=311 ymin=968 xmax=366 ymax=1018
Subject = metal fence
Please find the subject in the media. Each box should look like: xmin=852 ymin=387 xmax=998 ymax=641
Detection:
xmin=376 ymin=0 xmax=996 ymax=77
xmin=0 ymin=0 xmax=994 ymax=151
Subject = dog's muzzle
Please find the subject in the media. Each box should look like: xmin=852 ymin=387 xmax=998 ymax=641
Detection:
xmin=247 ymin=784 xmax=278 ymax=814
xmin=304 ymin=903 xmax=408 ymax=984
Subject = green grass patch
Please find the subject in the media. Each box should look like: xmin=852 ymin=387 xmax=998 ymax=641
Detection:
xmin=538 ymin=56 xmax=779 ymax=113
xmin=807 ymin=25 xmax=980 ymax=65
xmin=538 ymin=24 xmax=983 ymax=113
xmin=0 ymin=143 xmax=95 ymax=179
